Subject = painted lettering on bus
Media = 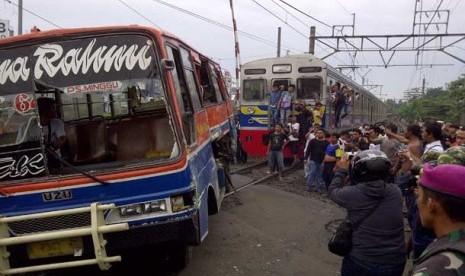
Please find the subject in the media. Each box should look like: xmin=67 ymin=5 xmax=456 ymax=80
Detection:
xmin=0 ymin=153 xmax=45 ymax=179
xmin=0 ymin=39 xmax=153 ymax=85
xmin=65 ymin=81 xmax=121 ymax=94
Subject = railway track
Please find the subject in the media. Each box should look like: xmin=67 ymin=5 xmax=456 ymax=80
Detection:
xmin=225 ymin=160 xmax=303 ymax=197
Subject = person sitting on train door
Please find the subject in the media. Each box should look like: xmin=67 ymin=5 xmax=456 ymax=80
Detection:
xmin=16 ymin=97 xmax=67 ymax=168
xmin=329 ymin=85 xmax=338 ymax=106
xmin=278 ymin=84 xmax=296 ymax=125
xmin=334 ymin=86 xmax=347 ymax=128
xmin=267 ymin=84 xmax=282 ymax=127
xmin=341 ymin=89 xmax=354 ymax=119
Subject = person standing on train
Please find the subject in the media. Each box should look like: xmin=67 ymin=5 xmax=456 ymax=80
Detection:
xmin=341 ymin=89 xmax=354 ymax=119
xmin=278 ymin=84 xmax=296 ymax=125
xmin=312 ymin=102 xmax=323 ymax=127
xmin=267 ymin=84 xmax=282 ymax=127
xmin=334 ymin=86 xmax=347 ymax=128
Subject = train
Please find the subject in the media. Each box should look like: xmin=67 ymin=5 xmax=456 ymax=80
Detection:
xmin=238 ymin=54 xmax=388 ymax=158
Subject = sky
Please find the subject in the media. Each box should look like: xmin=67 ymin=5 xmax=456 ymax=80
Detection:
xmin=1 ymin=0 xmax=465 ymax=101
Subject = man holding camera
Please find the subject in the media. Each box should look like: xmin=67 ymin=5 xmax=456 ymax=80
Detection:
xmin=329 ymin=150 xmax=406 ymax=275
xmin=412 ymin=161 xmax=465 ymax=275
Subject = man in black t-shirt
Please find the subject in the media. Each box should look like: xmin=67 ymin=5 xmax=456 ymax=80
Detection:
xmin=304 ymin=129 xmax=329 ymax=192
xmin=267 ymin=123 xmax=288 ymax=178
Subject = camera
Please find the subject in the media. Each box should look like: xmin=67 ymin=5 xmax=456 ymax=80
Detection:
xmin=410 ymin=164 xmax=423 ymax=176
xmin=347 ymin=152 xmax=356 ymax=160
xmin=410 ymin=160 xmax=437 ymax=176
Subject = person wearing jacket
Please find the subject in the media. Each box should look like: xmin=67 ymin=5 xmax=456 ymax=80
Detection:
xmin=328 ymin=150 xmax=406 ymax=276
xmin=411 ymin=162 xmax=465 ymax=275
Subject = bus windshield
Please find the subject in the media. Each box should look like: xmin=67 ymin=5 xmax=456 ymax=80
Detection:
xmin=0 ymin=33 xmax=178 ymax=181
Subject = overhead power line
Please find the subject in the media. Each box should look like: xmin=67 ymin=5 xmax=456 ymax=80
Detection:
xmin=269 ymin=0 xmax=309 ymax=28
xmin=151 ymin=0 xmax=302 ymax=53
xmin=250 ymin=0 xmax=308 ymax=38
xmin=333 ymin=0 xmax=352 ymax=15
xmin=275 ymin=0 xmax=332 ymax=29
xmin=3 ymin=0 xmax=62 ymax=29
xmin=116 ymin=0 xmax=161 ymax=28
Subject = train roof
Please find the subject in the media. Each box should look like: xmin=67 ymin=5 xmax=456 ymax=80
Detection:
xmin=242 ymin=53 xmax=324 ymax=66
xmin=241 ymin=53 xmax=381 ymax=100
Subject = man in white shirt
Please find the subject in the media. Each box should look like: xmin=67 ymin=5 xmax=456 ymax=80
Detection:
xmin=287 ymin=115 xmax=300 ymax=165
xmin=421 ymin=122 xmax=444 ymax=162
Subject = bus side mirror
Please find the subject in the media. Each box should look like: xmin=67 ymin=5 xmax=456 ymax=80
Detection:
xmin=161 ymin=59 xmax=175 ymax=71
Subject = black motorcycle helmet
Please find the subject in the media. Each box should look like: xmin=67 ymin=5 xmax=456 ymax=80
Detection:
xmin=351 ymin=150 xmax=392 ymax=182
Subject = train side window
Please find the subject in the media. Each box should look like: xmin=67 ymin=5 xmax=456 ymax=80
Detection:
xmin=166 ymin=45 xmax=196 ymax=146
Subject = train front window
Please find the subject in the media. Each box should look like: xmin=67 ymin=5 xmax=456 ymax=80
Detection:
xmin=297 ymin=78 xmax=321 ymax=101
xmin=242 ymin=79 xmax=266 ymax=101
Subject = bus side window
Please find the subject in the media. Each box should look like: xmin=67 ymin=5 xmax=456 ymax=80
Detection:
xmin=199 ymin=60 xmax=217 ymax=104
xmin=167 ymin=45 xmax=196 ymax=146
xmin=180 ymin=48 xmax=202 ymax=111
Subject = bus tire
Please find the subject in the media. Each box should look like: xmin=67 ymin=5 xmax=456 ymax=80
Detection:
xmin=167 ymin=243 xmax=193 ymax=270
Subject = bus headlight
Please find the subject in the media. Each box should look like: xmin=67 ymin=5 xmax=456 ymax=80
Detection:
xmin=247 ymin=107 xmax=255 ymax=114
xmin=171 ymin=196 xmax=187 ymax=212
xmin=171 ymin=191 xmax=195 ymax=212
xmin=119 ymin=199 xmax=167 ymax=217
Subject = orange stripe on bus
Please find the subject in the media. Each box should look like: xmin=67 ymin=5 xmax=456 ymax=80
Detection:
xmin=2 ymin=157 xmax=187 ymax=194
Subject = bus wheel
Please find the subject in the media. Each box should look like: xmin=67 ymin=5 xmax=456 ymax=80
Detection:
xmin=167 ymin=243 xmax=193 ymax=270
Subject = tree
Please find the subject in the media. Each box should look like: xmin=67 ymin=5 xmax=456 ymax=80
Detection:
xmin=394 ymin=76 xmax=465 ymax=124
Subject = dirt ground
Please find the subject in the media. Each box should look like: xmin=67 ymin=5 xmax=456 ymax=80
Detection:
xmin=179 ymin=182 xmax=345 ymax=276
xmin=179 ymin=169 xmax=413 ymax=276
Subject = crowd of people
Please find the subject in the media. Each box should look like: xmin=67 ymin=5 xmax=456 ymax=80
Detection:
xmin=263 ymin=115 xmax=465 ymax=275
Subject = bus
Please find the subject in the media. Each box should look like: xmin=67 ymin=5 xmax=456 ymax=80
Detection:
xmin=239 ymin=54 xmax=387 ymax=157
xmin=0 ymin=25 xmax=234 ymax=274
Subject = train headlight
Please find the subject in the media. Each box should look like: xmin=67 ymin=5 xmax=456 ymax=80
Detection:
xmin=247 ymin=107 xmax=255 ymax=114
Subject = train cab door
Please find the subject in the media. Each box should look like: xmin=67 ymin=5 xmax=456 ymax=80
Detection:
xmin=272 ymin=79 xmax=290 ymax=92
